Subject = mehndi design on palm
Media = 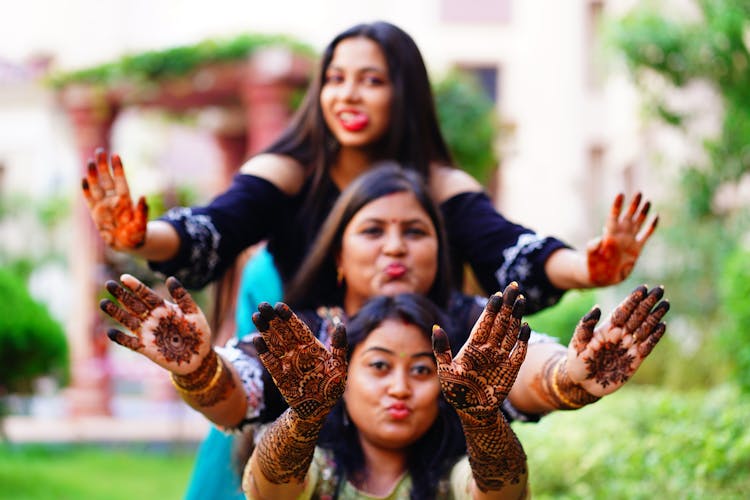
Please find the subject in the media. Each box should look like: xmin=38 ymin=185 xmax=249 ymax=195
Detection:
xmin=100 ymin=274 xmax=212 ymax=375
xmin=81 ymin=148 xmax=148 ymax=250
xmin=432 ymin=282 xmax=531 ymax=421
xmin=587 ymin=193 xmax=659 ymax=286
xmin=566 ymin=285 xmax=669 ymax=397
xmin=252 ymin=302 xmax=348 ymax=421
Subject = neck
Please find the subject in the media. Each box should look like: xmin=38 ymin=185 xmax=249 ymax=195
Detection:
xmin=330 ymin=147 xmax=373 ymax=190
xmin=355 ymin=438 xmax=408 ymax=496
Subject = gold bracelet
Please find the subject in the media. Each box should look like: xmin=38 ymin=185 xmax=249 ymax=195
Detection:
xmin=550 ymin=357 xmax=586 ymax=410
xmin=170 ymin=354 xmax=224 ymax=397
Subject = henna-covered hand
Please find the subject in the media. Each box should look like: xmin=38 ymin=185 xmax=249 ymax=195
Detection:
xmin=81 ymin=148 xmax=148 ymax=250
xmin=587 ymin=193 xmax=659 ymax=286
xmin=252 ymin=302 xmax=348 ymax=422
xmin=100 ymin=274 xmax=212 ymax=375
xmin=433 ymin=282 xmax=531 ymax=421
xmin=566 ymin=285 xmax=669 ymax=397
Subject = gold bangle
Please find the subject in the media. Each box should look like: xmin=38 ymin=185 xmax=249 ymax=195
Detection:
xmin=170 ymin=354 xmax=224 ymax=397
xmin=550 ymin=357 xmax=585 ymax=410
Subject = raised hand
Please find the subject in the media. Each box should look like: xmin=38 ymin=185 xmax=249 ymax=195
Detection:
xmin=587 ymin=193 xmax=658 ymax=286
xmin=81 ymin=148 xmax=148 ymax=250
xmin=100 ymin=274 xmax=212 ymax=375
xmin=433 ymin=282 xmax=531 ymax=421
xmin=565 ymin=285 xmax=669 ymax=397
xmin=252 ymin=302 xmax=348 ymax=421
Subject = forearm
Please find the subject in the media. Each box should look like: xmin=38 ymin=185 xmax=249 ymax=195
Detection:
xmin=243 ymin=408 xmax=322 ymax=499
xmin=524 ymin=350 xmax=600 ymax=411
xmin=458 ymin=412 xmax=528 ymax=499
xmin=126 ymin=220 xmax=180 ymax=261
xmin=170 ymin=350 xmax=249 ymax=427
xmin=544 ymin=248 xmax=592 ymax=290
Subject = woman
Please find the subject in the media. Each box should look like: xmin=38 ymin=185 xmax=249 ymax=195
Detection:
xmin=243 ymin=289 xmax=530 ymax=499
xmin=82 ymin=21 xmax=657 ymax=314
xmin=100 ymin=167 xmax=669 ymax=480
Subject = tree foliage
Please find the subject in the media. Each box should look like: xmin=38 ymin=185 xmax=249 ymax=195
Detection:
xmin=0 ymin=268 xmax=69 ymax=397
xmin=611 ymin=0 xmax=750 ymax=391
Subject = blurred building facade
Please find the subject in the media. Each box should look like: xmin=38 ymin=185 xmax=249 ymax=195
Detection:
xmin=0 ymin=0 xmax=694 ymax=417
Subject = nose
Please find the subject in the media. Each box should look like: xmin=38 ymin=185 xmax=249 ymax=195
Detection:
xmin=382 ymin=228 xmax=406 ymax=255
xmin=387 ymin=368 xmax=412 ymax=398
xmin=340 ymin=78 xmax=361 ymax=101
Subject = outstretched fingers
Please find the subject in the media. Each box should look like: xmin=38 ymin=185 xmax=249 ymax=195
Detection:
xmin=509 ymin=323 xmax=531 ymax=369
xmin=166 ymin=277 xmax=198 ymax=315
xmin=120 ymin=274 xmax=165 ymax=311
xmin=570 ymin=306 xmax=601 ymax=355
xmin=499 ymin=288 xmax=525 ymax=353
xmin=104 ymin=279 xmax=150 ymax=318
xmin=107 ymin=328 xmax=144 ymax=352
xmin=469 ymin=292 xmax=503 ymax=345
xmin=610 ymin=285 xmax=648 ymax=328
xmin=100 ymin=297 xmax=141 ymax=333
xmin=95 ymin=148 xmax=116 ymax=192
xmin=625 ymin=286 xmax=663 ymax=332
xmin=634 ymin=299 xmax=670 ymax=357
xmin=432 ymin=325 xmax=454 ymax=368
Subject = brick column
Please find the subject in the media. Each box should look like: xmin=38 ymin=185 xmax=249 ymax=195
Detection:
xmin=57 ymin=84 xmax=118 ymax=416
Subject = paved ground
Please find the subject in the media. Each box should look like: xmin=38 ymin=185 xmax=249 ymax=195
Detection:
xmin=5 ymin=415 xmax=209 ymax=443
xmin=4 ymin=394 xmax=209 ymax=443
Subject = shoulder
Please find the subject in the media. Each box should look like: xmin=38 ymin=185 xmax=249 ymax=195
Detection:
xmin=239 ymin=153 xmax=307 ymax=196
xmin=429 ymin=164 xmax=483 ymax=204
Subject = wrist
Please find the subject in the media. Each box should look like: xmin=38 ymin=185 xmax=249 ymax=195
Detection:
xmin=542 ymin=354 xmax=600 ymax=410
xmin=170 ymin=350 xmax=233 ymax=407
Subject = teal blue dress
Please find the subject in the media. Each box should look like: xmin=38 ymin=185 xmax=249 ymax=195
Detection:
xmin=184 ymin=246 xmax=282 ymax=500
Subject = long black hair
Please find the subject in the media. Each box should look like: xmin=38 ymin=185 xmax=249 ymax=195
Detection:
xmin=318 ymin=293 xmax=466 ymax=500
xmin=284 ymin=163 xmax=454 ymax=311
xmin=264 ymin=21 xmax=455 ymax=239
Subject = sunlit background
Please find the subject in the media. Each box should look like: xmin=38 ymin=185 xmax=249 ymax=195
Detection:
xmin=1 ymin=0 xmax=748 ymax=497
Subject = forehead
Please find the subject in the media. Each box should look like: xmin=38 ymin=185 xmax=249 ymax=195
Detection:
xmin=329 ymin=37 xmax=388 ymax=72
xmin=349 ymin=192 xmax=430 ymax=224
xmin=352 ymin=319 xmax=432 ymax=358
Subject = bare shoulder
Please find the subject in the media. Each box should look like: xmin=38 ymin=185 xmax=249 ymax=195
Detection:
xmin=428 ymin=164 xmax=483 ymax=203
xmin=239 ymin=153 xmax=306 ymax=196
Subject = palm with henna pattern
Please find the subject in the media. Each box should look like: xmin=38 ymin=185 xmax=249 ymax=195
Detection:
xmin=565 ymin=285 xmax=670 ymax=397
xmin=252 ymin=302 xmax=348 ymax=421
xmin=100 ymin=274 xmax=212 ymax=375
xmin=81 ymin=148 xmax=148 ymax=250
xmin=587 ymin=193 xmax=659 ymax=286
xmin=432 ymin=283 xmax=531 ymax=421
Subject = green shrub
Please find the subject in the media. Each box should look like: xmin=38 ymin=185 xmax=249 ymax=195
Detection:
xmin=434 ymin=70 xmax=499 ymax=185
xmin=515 ymin=384 xmax=750 ymax=498
xmin=0 ymin=268 xmax=69 ymax=398
xmin=718 ymin=246 xmax=750 ymax=394
xmin=526 ymin=289 xmax=599 ymax=346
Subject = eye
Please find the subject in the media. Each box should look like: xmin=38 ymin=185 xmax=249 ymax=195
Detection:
xmin=369 ymin=360 xmax=390 ymax=371
xmin=411 ymin=364 xmax=435 ymax=377
xmin=363 ymin=74 xmax=386 ymax=86
xmin=404 ymin=226 xmax=429 ymax=238
xmin=324 ymin=72 xmax=344 ymax=84
xmin=360 ymin=225 xmax=384 ymax=237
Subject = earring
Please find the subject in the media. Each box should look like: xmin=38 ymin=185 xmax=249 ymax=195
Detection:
xmin=336 ymin=267 xmax=344 ymax=287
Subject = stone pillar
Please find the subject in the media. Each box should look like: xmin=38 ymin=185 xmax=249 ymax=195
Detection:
xmin=57 ymin=84 xmax=118 ymax=416
xmin=241 ymin=47 xmax=312 ymax=155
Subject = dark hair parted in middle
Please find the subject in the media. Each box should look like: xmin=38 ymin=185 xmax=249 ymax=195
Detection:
xmin=318 ymin=293 xmax=465 ymax=500
xmin=284 ymin=163 xmax=454 ymax=310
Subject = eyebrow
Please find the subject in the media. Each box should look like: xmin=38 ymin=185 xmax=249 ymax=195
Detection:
xmin=363 ymin=346 xmax=435 ymax=359
xmin=359 ymin=217 xmax=430 ymax=226
xmin=327 ymin=65 xmax=387 ymax=74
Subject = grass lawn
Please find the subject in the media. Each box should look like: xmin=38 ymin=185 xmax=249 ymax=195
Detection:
xmin=0 ymin=442 xmax=197 ymax=500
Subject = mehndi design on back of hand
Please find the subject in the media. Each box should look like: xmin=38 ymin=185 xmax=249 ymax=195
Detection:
xmin=251 ymin=302 xmax=348 ymax=484
xmin=433 ymin=282 xmax=530 ymax=491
